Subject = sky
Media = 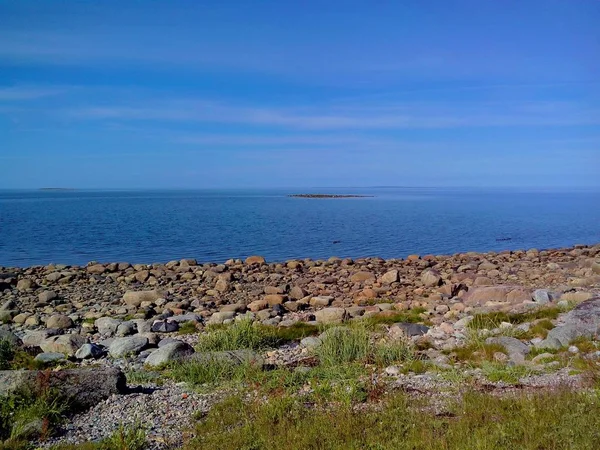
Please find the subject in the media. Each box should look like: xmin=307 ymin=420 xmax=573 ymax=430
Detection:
xmin=0 ymin=0 xmax=599 ymax=189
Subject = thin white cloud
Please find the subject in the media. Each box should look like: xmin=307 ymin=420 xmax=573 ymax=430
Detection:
xmin=0 ymin=86 xmax=66 ymax=101
xmin=67 ymin=98 xmax=600 ymax=130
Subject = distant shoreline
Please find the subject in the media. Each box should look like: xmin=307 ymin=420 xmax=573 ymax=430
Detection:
xmin=39 ymin=188 xmax=76 ymax=191
xmin=288 ymin=194 xmax=373 ymax=199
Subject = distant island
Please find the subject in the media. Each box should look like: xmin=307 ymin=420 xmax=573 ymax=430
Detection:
xmin=39 ymin=188 xmax=76 ymax=191
xmin=288 ymin=194 xmax=374 ymax=199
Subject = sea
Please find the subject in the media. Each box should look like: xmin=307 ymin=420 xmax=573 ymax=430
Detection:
xmin=0 ymin=188 xmax=599 ymax=268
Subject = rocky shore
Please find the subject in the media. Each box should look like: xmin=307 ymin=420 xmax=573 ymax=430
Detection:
xmin=1 ymin=243 xmax=600 ymax=448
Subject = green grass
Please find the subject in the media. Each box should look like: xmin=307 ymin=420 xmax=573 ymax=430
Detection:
xmin=450 ymin=342 xmax=506 ymax=363
xmin=314 ymin=327 xmax=370 ymax=366
xmin=125 ymin=369 xmax=163 ymax=386
xmin=178 ymin=321 xmax=198 ymax=335
xmin=1 ymin=387 xmax=68 ymax=446
xmin=0 ymin=339 xmax=44 ymax=370
xmin=521 ymin=319 xmax=555 ymax=339
xmin=480 ymin=362 xmax=535 ymax=384
xmin=468 ymin=307 xmax=562 ymax=331
xmin=362 ymin=307 xmax=427 ymax=328
xmin=186 ymin=388 xmax=600 ymax=450
xmin=196 ymin=319 xmax=320 ymax=352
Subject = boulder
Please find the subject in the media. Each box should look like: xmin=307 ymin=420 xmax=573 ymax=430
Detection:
xmin=108 ymin=336 xmax=148 ymax=358
xmin=537 ymin=324 xmax=593 ymax=350
xmin=40 ymin=334 xmax=87 ymax=357
xmin=75 ymin=343 xmax=104 ymax=359
xmin=46 ymin=314 xmax=74 ymax=330
xmin=462 ymin=285 xmax=531 ymax=307
xmin=207 ymin=311 xmax=236 ymax=325
xmin=380 ymin=270 xmax=399 ymax=284
xmin=314 ymin=307 xmax=348 ymax=324
xmin=86 ymin=264 xmax=106 ymax=274
xmin=421 ymin=269 xmax=442 ymax=287
xmin=34 ymin=352 xmax=66 ymax=364
xmin=151 ymin=319 xmax=179 ymax=333
xmin=123 ymin=290 xmax=164 ymax=307
xmin=390 ymin=323 xmax=429 ymax=338
xmin=350 ymin=272 xmax=375 ymax=283
xmin=16 ymin=278 xmax=37 ymax=291
xmin=144 ymin=341 xmax=194 ymax=367
xmin=38 ymin=290 xmax=57 ymax=303
xmin=95 ymin=317 xmax=122 ymax=336
xmin=245 ymin=256 xmax=266 ymax=265
xmin=0 ymin=367 xmax=127 ymax=409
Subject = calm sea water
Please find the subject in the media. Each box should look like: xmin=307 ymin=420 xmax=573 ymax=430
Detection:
xmin=0 ymin=188 xmax=599 ymax=267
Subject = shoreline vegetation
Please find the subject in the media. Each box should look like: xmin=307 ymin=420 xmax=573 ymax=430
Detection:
xmin=1 ymin=243 xmax=599 ymax=449
xmin=288 ymin=193 xmax=373 ymax=198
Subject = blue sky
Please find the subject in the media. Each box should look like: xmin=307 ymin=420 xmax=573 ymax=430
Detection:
xmin=1 ymin=0 xmax=599 ymax=189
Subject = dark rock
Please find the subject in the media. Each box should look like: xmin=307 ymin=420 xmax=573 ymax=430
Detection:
xmin=0 ymin=367 xmax=127 ymax=409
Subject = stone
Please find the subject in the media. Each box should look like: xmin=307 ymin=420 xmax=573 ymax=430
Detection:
xmin=390 ymin=323 xmax=429 ymax=337
xmin=0 ymin=368 xmax=126 ymax=409
xmin=116 ymin=321 xmax=137 ymax=336
xmin=532 ymin=289 xmax=558 ymax=305
xmin=264 ymin=294 xmax=284 ymax=306
xmin=245 ymin=255 xmax=266 ymax=265
xmin=421 ymin=269 xmax=442 ymax=287
xmin=22 ymin=329 xmax=59 ymax=347
xmin=87 ymin=264 xmax=106 ymax=274
xmin=38 ymin=290 xmax=57 ymax=303
xmin=300 ymin=336 xmax=322 ymax=349
xmin=151 ymin=319 xmax=179 ymax=333
xmin=75 ymin=343 xmax=104 ymax=359
xmin=486 ymin=336 xmax=530 ymax=356
xmin=561 ymin=297 xmax=600 ymax=333
xmin=40 ymin=334 xmax=87 ymax=357
xmin=310 ymin=296 xmax=332 ymax=307
xmin=144 ymin=341 xmax=195 ymax=367
xmin=34 ymin=352 xmax=66 ymax=364
xmin=463 ymin=285 xmax=530 ymax=307
xmin=380 ymin=270 xmax=400 ymax=284
xmin=248 ymin=300 xmax=269 ymax=312
xmin=289 ymin=286 xmax=307 ymax=300
xmin=314 ymin=307 xmax=348 ymax=324
xmin=207 ymin=311 xmax=236 ymax=325
xmin=123 ymin=290 xmax=164 ymax=307
xmin=46 ymin=314 xmax=74 ymax=330
xmin=350 ymin=271 xmax=375 ymax=283
xmin=108 ymin=336 xmax=149 ymax=358
xmin=537 ymin=324 xmax=592 ymax=350
xmin=95 ymin=317 xmax=122 ymax=336
xmin=16 ymin=278 xmax=37 ymax=291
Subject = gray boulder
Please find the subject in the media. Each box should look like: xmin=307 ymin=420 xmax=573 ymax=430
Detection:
xmin=46 ymin=314 xmax=74 ymax=330
xmin=34 ymin=352 xmax=66 ymax=364
xmin=22 ymin=329 xmax=60 ymax=347
xmin=391 ymin=322 xmax=429 ymax=337
xmin=151 ymin=320 xmax=179 ymax=333
xmin=38 ymin=290 xmax=57 ymax=303
xmin=116 ymin=321 xmax=137 ymax=337
xmin=144 ymin=341 xmax=194 ymax=367
xmin=95 ymin=317 xmax=122 ymax=336
xmin=532 ymin=289 xmax=558 ymax=305
xmin=537 ymin=324 xmax=592 ymax=350
xmin=314 ymin=307 xmax=348 ymax=324
xmin=123 ymin=290 xmax=164 ymax=307
xmin=75 ymin=343 xmax=104 ymax=360
xmin=108 ymin=336 xmax=148 ymax=358
xmin=40 ymin=334 xmax=87 ymax=357
xmin=0 ymin=367 xmax=127 ymax=409
xmin=486 ymin=336 xmax=530 ymax=364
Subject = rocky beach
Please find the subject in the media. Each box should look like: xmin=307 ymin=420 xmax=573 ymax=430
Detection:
xmin=1 ymin=243 xmax=600 ymax=449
